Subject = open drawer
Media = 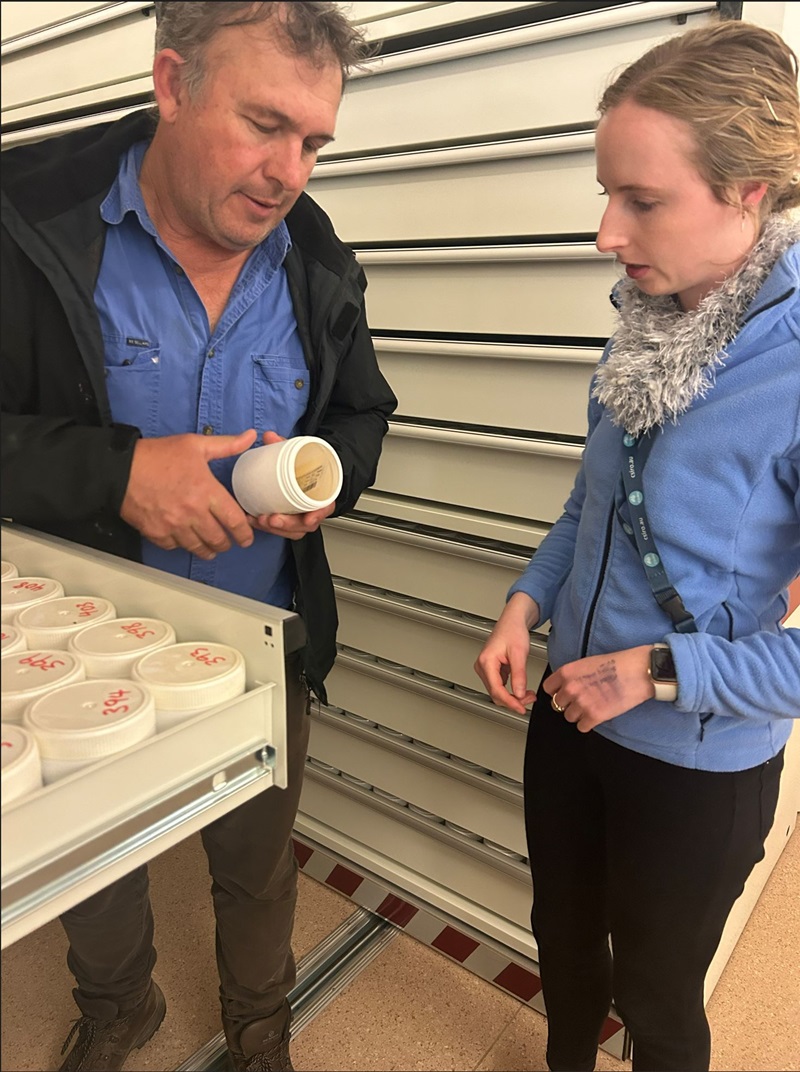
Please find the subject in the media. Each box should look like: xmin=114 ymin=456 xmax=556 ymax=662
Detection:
xmin=1 ymin=525 xmax=305 ymax=948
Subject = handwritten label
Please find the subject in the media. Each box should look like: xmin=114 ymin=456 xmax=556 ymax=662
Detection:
xmin=103 ymin=687 xmax=131 ymax=716
xmin=75 ymin=600 xmax=99 ymax=618
xmin=13 ymin=581 xmax=46 ymax=592
xmin=20 ymin=653 xmax=66 ymax=672
xmin=190 ymin=646 xmax=226 ymax=666
xmin=121 ymin=621 xmax=155 ymax=640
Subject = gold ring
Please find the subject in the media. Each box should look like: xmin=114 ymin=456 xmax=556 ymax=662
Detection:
xmin=551 ymin=692 xmax=565 ymax=713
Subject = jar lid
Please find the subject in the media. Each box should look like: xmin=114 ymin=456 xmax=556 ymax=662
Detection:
xmin=1 ymin=624 xmax=27 ymax=656
xmin=1 ymin=577 xmax=64 ymax=621
xmin=23 ymin=680 xmax=156 ymax=759
xmin=1 ymin=649 xmax=85 ymax=722
xmin=1 ymin=561 xmax=19 ymax=581
xmin=17 ymin=596 xmax=116 ymax=649
xmin=1 ymin=723 xmax=42 ymax=806
xmin=132 ymin=643 xmax=246 ymax=711
xmin=68 ymin=618 xmax=176 ymax=677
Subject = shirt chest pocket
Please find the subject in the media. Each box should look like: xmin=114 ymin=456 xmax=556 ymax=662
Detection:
xmin=103 ymin=335 xmax=161 ymax=437
xmin=252 ymin=354 xmax=311 ymax=439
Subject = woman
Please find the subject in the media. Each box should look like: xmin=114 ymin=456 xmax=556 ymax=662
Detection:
xmin=475 ymin=19 xmax=800 ymax=1072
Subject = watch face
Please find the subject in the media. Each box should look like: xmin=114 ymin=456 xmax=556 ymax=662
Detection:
xmin=651 ymin=646 xmax=677 ymax=682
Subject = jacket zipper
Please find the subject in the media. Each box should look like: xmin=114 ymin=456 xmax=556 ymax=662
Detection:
xmin=580 ymin=501 xmax=615 ymax=658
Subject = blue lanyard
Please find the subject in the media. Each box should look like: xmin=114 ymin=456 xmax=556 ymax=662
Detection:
xmin=620 ymin=431 xmax=698 ymax=634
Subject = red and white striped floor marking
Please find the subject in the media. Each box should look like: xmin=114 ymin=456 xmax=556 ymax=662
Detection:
xmin=292 ymin=836 xmax=628 ymax=1059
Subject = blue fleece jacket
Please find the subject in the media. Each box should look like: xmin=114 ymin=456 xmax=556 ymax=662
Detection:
xmin=509 ymin=243 xmax=800 ymax=772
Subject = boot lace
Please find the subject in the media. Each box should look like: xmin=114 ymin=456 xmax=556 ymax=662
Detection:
xmin=242 ymin=1033 xmax=293 ymax=1072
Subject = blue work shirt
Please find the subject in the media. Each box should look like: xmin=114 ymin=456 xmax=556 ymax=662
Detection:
xmin=95 ymin=140 xmax=310 ymax=608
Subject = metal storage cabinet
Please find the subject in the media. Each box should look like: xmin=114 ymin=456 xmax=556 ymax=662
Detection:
xmin=1 ymin=525 xmax=303 ymax=949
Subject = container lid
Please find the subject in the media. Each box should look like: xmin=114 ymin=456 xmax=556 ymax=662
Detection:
xmin=68 ymin=618 xmax=176 ymax=676
xmin=23 ymin=680 xmax=156 ymax=759
xmin=1 ymin=577 xmax=64 ymax=618
xmin=132 ymin=643 xmax=246 ymax=711
xmin=1 ymin=561 xmax=18 ymax=581
xmin=17 ymin=596 xmax=116 ymax=648
xmin=2 ymin=649 xmax=85 ymax=703
xmin=1 ymin=723 xmax=42 ymax=806
xmin=1 ymin=624 xmax=27 ymax=655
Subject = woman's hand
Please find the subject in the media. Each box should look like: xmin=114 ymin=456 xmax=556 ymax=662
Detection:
xmin=544 ymin=646 xmax=656 ymax=732
xmin=474 ymin=592 xmax=541 ymax=715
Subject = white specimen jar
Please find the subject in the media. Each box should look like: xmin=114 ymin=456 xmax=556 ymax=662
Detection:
xmin=17 ymin=596 xmax=116 ymax=650
xmin=1 ymin=624 xmax=27 ymax=656
xmin=68 ymin=617 xmax=176 ymax=678
xmin=1 ymin=577 xmax=64 ymax=624
xmin=1 ymin=649 xmax=86 ymax=722
xmin=1 ymin=561 xmax=19 ymax=581
xmin=1 ymin=723 xmax=43 ymax=807
xmin=23 ymin=679 xmax=156 ymax=783
xmin=132 ymin=642 xmax=246 ymax=732
xmin=232 ymin=436 xmax=343 ymax=516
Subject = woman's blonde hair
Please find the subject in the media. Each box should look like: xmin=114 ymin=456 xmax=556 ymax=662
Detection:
xmin=598 ymin=19 xmax=800 ymax=216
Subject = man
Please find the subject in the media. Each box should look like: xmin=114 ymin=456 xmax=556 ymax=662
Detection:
xmin=0 ymin=3 xmax=396 ymax=1070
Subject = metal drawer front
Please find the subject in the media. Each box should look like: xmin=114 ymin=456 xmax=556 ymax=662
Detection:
xmin=373 ymin=339 xmax=598 ymax=437
xmin=298 ymin=773 xmax=535 ymax=941
xmin=374 ymin=424 xmax=582 ymax=524
xmin=323 ymin=516 xmax=527 ymax=620
xmin=307 ymin=137 xmax=599 ymax=241
xmin=309 ymin=711 xmax=525 ymax=853
xmin=333 ymin=582 xmax=548 ymax=692
xmin=331 ymin=7 xmax=714 ymax=156
xmin=325 ymin=651 xmax=526 ymax=781
xmin=359 ymin=247 xmax=618 ymax=337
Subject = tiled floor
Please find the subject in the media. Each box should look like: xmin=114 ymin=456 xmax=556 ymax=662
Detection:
xmin=2 ymin=826 xmax=799 ymax=1072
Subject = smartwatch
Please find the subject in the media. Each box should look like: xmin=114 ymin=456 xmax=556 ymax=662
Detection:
xmin=648 ymin=644 xmax=678 ymax=702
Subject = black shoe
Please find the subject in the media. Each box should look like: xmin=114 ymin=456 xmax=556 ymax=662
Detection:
xmin=58 ymin=981 xmax=166 ymax=1072
xmin=227 ymin=1002 xmax=293 ymax=1072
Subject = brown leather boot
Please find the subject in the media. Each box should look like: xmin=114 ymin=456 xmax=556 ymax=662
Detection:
xmin=226 ymin=1001 xmax=293 ymax=1072
xmin=58 ymin=981 xmax=166 ymax=1071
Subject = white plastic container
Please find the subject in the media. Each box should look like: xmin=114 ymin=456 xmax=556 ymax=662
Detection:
xmin=17 ymin=596 xmax=116 ymax=649
xmin=1 ymin=624 xmax=27 ymax=656
xmin=1 ymin=577 xmax=64 ymax=624
xmin=1 ymin=561 xmax=19 ymax=581
xmin=232 ymin=436 xmax=343 ymax=516
xmin=1 ymin=649 xmax=85 ymax=723
xmin=131 ymin=642 xmax=246 ymax=732
xmin=23 ymin=679 xmax=156 ymax=784
xmin=68 ymin=617 xmax=176 ymax=678
xmin=1 ymin=723 xmax=43 ymax=807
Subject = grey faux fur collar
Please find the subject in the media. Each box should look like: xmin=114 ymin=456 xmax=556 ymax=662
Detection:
xmin=593 ymin=213 xmax=800 ymax=437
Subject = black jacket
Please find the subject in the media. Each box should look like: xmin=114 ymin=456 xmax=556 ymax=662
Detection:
xmin=1 ymin=110 xmax=397 ymax=700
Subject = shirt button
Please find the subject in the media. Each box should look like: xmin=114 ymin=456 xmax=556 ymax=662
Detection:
xmin=207 ymin=348 xmax=215 ymax=359
xmin=202 ymin=425 xmax=214 ymax=435
xmin=294 ymin=378 xmax=305 ymax=389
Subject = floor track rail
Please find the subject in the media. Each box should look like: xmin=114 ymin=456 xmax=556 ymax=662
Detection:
xmin=176 ymin=908 xmax=395 ymax=1071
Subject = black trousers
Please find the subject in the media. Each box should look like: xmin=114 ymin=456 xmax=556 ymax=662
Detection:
xmin=524 ymin=682 xmax=783 ymax=1072
xmin=59 ymin=655 xmax=311 ymax=1031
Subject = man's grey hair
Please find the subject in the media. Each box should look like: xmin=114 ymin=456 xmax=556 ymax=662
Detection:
xmin=153 ymin=2 xmax=372 ymax=96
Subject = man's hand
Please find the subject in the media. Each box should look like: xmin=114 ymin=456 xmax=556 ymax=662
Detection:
xmin=120 ymin=429 xmax=258 ymax=559
xmin=247 ymin=430 xmax=337 ymax=540
xmin=474 ymin=592 xmax=541 ymax=715
xmin=543 ymin=646 xmax=655 ymax=732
